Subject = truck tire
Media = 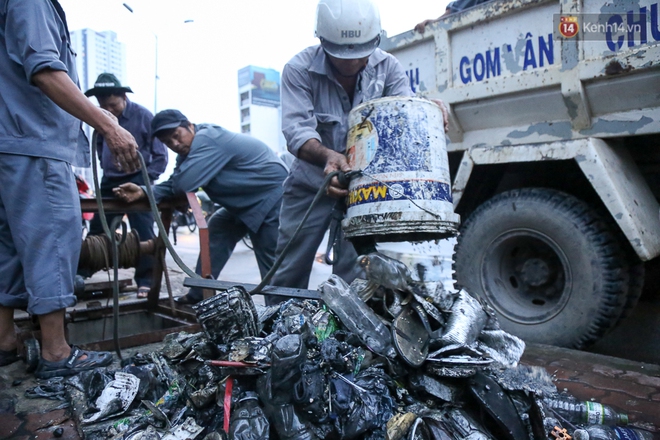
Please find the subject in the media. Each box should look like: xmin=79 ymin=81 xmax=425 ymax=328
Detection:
xmin=617 ymin=262 xmax=644 ymax=325
xmin=454 ymin=188 xmax=628 ymax=349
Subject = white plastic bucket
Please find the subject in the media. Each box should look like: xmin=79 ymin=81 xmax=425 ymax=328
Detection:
xmin=342 ymin=96 xmax=460 ymax=242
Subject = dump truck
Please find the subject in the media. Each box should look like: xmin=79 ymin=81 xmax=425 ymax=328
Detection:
xmin=381 ymin=0 xmax=660 ymax=349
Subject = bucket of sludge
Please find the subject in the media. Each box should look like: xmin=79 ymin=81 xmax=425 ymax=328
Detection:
xmin=342 ymin=96 xmax=460 ymax=242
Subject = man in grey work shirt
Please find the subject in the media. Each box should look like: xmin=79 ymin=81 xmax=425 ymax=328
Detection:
xmin=270 ymin=0 xmax=415 ymax=293
xmin=0 ymin=0 xmax=140 ymax=376
xmin=114 ymin=110 xmax=288 ymax=305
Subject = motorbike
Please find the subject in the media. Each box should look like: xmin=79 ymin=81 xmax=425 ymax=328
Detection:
xmin=170 ymin=207 xmax=196 ymax=245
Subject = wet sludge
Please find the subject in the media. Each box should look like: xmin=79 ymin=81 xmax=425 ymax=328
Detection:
xmin=50 ymin=252 xmax=655 ymax=440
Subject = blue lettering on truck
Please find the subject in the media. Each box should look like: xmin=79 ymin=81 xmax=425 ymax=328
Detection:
xmin=605 ymin=3 xmax=660 ymax=51
xmin=405 ymin=4 xmax=657 ymax=89
xmin=459 ymin=33 xmax=554 ymax=84
xmin=406 ymin=68 xmax=420 ymax=93
xmin=524 ymin=32 xmax=553 ymax=70
xmin=460 ymin=47 xmax=502 ymax=83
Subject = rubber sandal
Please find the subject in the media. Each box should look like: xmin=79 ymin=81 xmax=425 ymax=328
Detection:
xmin=137 ymin=287 xmax=150 ymax=299
xmin=0 ymin=348 xmax=19 ymax=367
xmin=34 ymin=346 xmax=113 ymax=379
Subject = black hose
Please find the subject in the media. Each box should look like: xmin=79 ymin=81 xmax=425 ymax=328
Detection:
xmin=91 ymin=131 xmax=204 ymax=359
xmin=324 ymin=201 xmax=344 ymax=265
xmin=92 ymin=133 xmax=346 ymax=323
xmin=250 ymin=170 xmax=340 ymax=295
xmin=136 ymin=154 xmax=200 ymax=279
xmin=91 ymin=132 xmax=124 ymax=360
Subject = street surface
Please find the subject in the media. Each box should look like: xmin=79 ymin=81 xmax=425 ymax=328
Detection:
xmin=165 ymin=227 xmax=660 ymax=366
xmin=164 ymin=227 xmax=334 ymax=306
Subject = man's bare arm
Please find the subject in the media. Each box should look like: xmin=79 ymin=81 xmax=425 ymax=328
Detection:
xmin=414 ymin=9 xmax=451 ymax=33
xmin=112 ymin=183 xmax=146 ymax=203
xmin=32 ymin=69 xmax=140 ymax=173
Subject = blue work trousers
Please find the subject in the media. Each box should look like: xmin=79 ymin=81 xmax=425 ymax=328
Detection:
xmin=187 ymin=201 xmax=281 ymax=302
xmin=0 ymin=153 xmax=79 ymax=315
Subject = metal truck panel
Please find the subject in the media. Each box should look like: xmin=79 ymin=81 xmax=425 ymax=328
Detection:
xmin=382 ymin=0 xmax=660 ymax=150
xmin=452 ymin=138 xmax=660 ymax=259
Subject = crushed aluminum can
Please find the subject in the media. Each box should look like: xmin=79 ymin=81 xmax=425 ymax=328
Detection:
xmin=194 ymin=286 xmax=259 ymax=345
xmin=434 ymin=290 xmax=488 ymax=348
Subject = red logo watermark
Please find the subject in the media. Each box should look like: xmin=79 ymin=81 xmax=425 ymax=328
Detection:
xmin=559 ymin=16 xmax=579 ymax=38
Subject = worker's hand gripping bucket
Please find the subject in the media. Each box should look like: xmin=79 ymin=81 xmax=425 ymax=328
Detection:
xmin=342 ymin=97 xmax=460 ymax=243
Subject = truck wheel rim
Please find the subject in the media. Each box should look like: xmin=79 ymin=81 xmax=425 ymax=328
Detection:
xmin=481 ymin=229 xmax=572 ymax=324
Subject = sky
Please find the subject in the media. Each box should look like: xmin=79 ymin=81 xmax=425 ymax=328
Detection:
xmin=60 ymin=0 xmax=449 ymax=132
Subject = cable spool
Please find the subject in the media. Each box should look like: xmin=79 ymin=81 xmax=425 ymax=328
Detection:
xmin=79 ymin=229 xmax=145 ymax=273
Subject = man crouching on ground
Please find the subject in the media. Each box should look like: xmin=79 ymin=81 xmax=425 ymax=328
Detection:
xmin=113 ymin=110 xmax=288 ymax=305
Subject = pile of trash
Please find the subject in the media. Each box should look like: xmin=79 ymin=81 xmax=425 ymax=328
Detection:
xmin=60 ymin=253 xmax=654 ymax=440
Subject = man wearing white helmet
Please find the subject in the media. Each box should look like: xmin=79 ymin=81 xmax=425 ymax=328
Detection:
xmin=270 ymin=0 xmax=420 ymax=295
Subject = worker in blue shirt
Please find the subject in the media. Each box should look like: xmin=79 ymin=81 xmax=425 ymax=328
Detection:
xmin=113 ymin=110 xmax=288 ymax=305
xmin=83 ymin=73 xmax=168 ymax=298
xmin=0 ymin=0 xmax=140 ymax=377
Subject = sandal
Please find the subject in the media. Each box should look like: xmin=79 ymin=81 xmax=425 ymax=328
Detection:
xmin=35 ymin=346 xmax=113 ymax=379
xmin=137 ymin=287 xmax=150 ymax=299
xmin=0 ymin=348 xmax=19 ymax=367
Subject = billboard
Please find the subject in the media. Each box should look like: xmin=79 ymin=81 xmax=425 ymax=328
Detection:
xmin=238 ymin=65 xmax=280 ymax=108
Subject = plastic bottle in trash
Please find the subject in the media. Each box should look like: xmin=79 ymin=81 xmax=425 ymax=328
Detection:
xmin=318 ymin=275 xmax=396 ymax=358
xmin=544 ymin=397 xmax=629 ymax=426
xmin=573 ymin=425 xmax=655 ymax=440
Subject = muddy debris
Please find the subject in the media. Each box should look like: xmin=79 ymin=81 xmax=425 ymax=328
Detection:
xmin=44 ymin=253 xmax=655 ymax=439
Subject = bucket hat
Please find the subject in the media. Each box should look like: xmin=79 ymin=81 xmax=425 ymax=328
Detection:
xmin=84 ymin=73 xmax=133 ymax=97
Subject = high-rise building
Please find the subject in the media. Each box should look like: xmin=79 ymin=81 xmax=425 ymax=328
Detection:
xmin=237 ymin=66 xmax=286 ymax=154
xmin=69 ymin=29 xmax=127 ymax=182
xmin=70 ymin=29 xmax=127 ymax=94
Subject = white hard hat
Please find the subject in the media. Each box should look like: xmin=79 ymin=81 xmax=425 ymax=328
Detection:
xmin=314 ymin=0 xmax=382 ymax=59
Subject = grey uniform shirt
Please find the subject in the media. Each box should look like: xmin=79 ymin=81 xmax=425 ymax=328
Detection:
xmin=281 ymin=45 xmax=413 ymax=190
xmin=0 ymin=0 xmax=89 ymax=166
xmin=152 ymin=124 xmax=288 ymax=233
